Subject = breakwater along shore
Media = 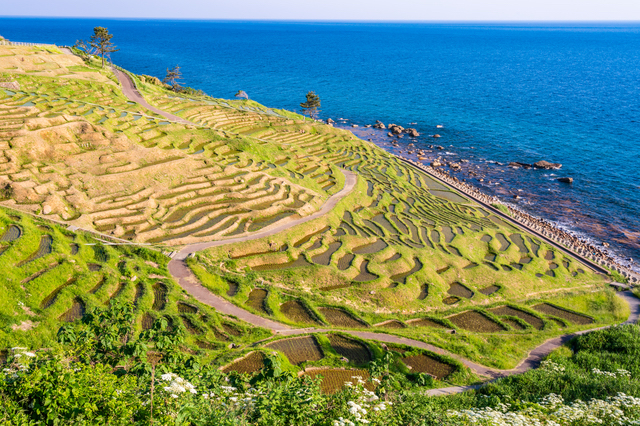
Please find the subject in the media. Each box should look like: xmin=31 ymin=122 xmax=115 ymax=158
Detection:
xmin=334 ymin=121 xmax=639 ymax=284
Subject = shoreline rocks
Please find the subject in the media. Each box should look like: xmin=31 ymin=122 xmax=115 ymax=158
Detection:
xmin=533 ymin=160 xmax=562 ymax=170
xmin=557 ymin=177 xmax=574 ymax=184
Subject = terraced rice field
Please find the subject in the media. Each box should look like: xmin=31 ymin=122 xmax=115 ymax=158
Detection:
xmin=0 ymin=205 xmax=255 ymax=355
xmin=401 ymin=354 xmax=456 ymax=379
xmin=448 ymin=282 xmax=474 ymax=299
xmin=488 ymin=306 xmax=544 ymax=330
xmin=59 ymin=297 xmax=86 ymax=322
xmin=246 ymin=289 xmax=269 ymax=314
xmin=448 ymin=311 xmax=506 ymax=333
xmin=280 ymin=300 xmax=321 ymax=325
xmin=177 ymin=302 xmax=198 ymax=314
xmin=353 ymin=260 xmax=378 ymax=282
xmin=265 ymin=336 xmax=324 ymax=365
xmin=479 ymin=285 xmax=500 ymax=296
xmin=311 ymin=242 xmax=341 ymax=265
xmin=18 ymin=234 xmax=52 ymax=266
xmin=408 ymin=318 xmax=447 ymax=329
xmin=532 ymin=303 xmax=594 ymax=325
xmin=303 ymin=369 xmax=373 ymax=394
xmin=318 ymin=307 xmax=368 ymax=328
xmin=375 ymin=320 xmax=407 ymax=329
xmin=223 ymin=351 xmax=266 ymax=374
xmin=152 ymin=283 xmax=168 ymax=311
xmin=327 ymin=334 xmax=372 ymax=364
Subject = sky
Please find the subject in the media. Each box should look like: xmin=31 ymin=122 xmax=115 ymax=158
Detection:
xmin=2 ymin=0 xmax=640 ymax=21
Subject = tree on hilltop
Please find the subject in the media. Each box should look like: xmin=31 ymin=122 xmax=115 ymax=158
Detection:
xmin=88 ymin=27 xmax=119 ymax=68
xmin=300 ymin=91 xmax=321 ymax=119
xmin=235 ymin=90 xmax=249 ymax=100
xmin=163 ymin=65 xmax=183 ymax=91
xmin=73 ymin=39 xmax=97 ymax=62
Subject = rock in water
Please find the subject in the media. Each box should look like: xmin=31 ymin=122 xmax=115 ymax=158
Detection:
xmin=557 ymin=177 xmax=574 ymax=183
xmin=509 ymin=162 xmax=533 ymax=169
xmin=405 ymin=128 xmax=420 ymax=137
xmin=533 ymin=160 xmax=562 ymax=170
xmin=388 ymin=124 xmax=404 ymax=135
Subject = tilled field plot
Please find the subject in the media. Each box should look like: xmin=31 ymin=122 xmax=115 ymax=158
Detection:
xmin=223 ymin=351 xmax=266 ymax=374
xmin=280 ymin=300 xmax=321 ymax=325
xmin=448 ymin=282 xmax=474 ymax=299
xmin=318 ymin=307 xmax=368 ymax=328
xmin=408 ymin=318 xmax=447 ymax=329
xmin=327 ymin=334 xmax=372 ymax=364
xmin=246 ymin=289 xmax=269 ymax=314
xmin=448 ymin=311 xmax=506 ymax=333
xmin=265 ymin=336 xmax=324 ymax=365
xmin=532 ymin=303 xmax=594 ymax=325
xmin=488 ymin=306 xmax=544 ymax=330
xmin=303 ymin=369 xmax=373 ymax=394
xmin=401 ymin=354 xmax=455 ymax=379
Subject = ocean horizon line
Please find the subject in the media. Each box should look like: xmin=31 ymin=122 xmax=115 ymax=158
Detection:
xmin=2 ymin=16 xmax=640 ymax=25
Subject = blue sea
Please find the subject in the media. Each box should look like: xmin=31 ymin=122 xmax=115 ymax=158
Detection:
xmin=1 ymin=18 xmax=639 ymax=266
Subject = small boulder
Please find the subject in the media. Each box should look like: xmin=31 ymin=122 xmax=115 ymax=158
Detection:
xmin=388 ymin=124 xmax=404 ymax=135
xmin=557 ymin=177 xmax=573 ymax=184
xmin=534 ymin=160 xmax=562 ymax=170
xmin=405 ymin=128 xmax=420 ymax=137
xmin=373 ymin=121 xmax=386 ymax=129
xmin=433 ymin=134 xmax=441 ymax=138
xmin=431 ymin=160 xmax=443 ymax=167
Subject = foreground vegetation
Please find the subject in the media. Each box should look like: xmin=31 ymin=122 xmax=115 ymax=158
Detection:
xmin=2 ymin=306 xmax=639 ymax=425
xmin=1 ymin=41 xmax=638 ymax=424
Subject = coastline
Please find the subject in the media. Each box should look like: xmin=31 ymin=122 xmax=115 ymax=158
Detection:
xmin=334 ymin=122 xmax=639 ymax=284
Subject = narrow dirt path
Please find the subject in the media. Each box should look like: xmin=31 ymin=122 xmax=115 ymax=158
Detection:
xmin=107 ymin=62 xmax=640 ymax=395
xmin=112 ymin=68 xmax=195 ymax=125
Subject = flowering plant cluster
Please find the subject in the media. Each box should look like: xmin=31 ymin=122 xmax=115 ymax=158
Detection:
xmin=159 ymin=372 xmax=197 ymax=398
xmin=591 ymin=368 xmax=631 ymax=379
xmin=539 ymin=360 xmax=566 ymax=374
xmin=333 ymin=376 xmax=391 ymax=426
xmin=1 ymin=347 xmax=36 ymax=379
xmin=448 ymin=392 xmax=640 ymax=425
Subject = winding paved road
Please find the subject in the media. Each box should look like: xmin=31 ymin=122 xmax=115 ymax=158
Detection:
xmin=109 ymin=62 xmax=640 ymax=396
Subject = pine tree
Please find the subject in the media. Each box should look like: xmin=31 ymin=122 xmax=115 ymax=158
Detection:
xmin=89 ymin=27 xmax=119 ymax=68
xmin=300 ymin=91 xmax=321 ymax=119
xmin=235 ymin=90 xmax=249 ymax=100
xmin=163 ymin=65 xmax=183 ymax=91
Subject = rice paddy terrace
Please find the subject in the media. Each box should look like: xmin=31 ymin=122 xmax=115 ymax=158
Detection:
xmin=0 ymin=45 xmax=634 ymax=393
xmin=0 ymin=45 xmax=343 ymax=245
xmin=0 ymin=206 xmax=269 ymax=352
